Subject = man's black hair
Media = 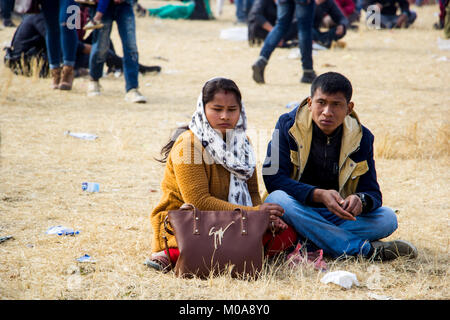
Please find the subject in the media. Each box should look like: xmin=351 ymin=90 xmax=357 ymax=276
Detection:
xmin=310 ymin=72 xmax=353 ymax=103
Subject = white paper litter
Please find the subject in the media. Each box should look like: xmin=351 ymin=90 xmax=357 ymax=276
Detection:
xmin=367 ymin=293 xmax=398 ymax=300
xmin=313 ymin=42 xmax=328 ymax=50
xmin=46 ymin=225 xmax=79 ymax=236
xmin=437 ymin=37 xmax=450 ymax=51
xmin=77 ymin=254 xmax=96 ymax=263
xmin=219 ymin=27 xmax=248 ymax=41
xmin=65 ymin=131 xmax=98 ymax=140
xmin=320 ymin=270 xmax=360 ymax=289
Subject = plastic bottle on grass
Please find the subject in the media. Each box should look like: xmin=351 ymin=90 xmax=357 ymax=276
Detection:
xmin=82 ymin=182 xmax=99 ymax=192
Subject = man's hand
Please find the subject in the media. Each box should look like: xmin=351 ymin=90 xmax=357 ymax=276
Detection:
xmin=395 ymin=13 xmax=408 ymax=28
xmin=312 ymin=189 xmax=356 ymax=221
xmin=342 ymin=194 xmax=363 ymax=217
xmin=336 ymin=25 xmax=344 ymax=36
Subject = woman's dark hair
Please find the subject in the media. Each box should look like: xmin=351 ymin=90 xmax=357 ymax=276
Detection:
xmin=202 ymin=77 xmax=242 ymax=110
xmin=310 ymin=72 xmax=353 ymax=103
xmin=156 ymin=77 xmax=242 ymax=163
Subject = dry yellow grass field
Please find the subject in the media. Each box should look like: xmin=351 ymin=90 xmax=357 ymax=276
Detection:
xmin=0 ymin=2 xmax=448 ymax=300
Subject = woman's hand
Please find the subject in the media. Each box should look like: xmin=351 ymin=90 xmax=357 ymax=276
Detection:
xmin=259 ymin=203 xmax=288 ymax=234
xmin=259 ymin=202 xmax=284 ymax=219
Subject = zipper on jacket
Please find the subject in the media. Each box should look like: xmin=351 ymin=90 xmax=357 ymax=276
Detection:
xmin=288 ymin=130 xmax=302 ymax=180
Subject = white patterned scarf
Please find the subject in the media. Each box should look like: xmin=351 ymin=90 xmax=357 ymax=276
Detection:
xmin=188 ymin=90 xmax=256 ymax=206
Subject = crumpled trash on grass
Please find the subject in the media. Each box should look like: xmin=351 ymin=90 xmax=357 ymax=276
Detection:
xmin=65 ymin=130 xmax=98 ymax=141
xmin=437 ymin=37 xmax=450 ymax=51
xmin=77 ymin=254 xmax=96 ymax=263
xmin=82 ymin=182 xmax=100 ymax=192
xmin=0 ymin=235 xmax=13 ymax=244
xmin=46 ymin=225 xmax=80 ymax=236
xmin=219 ymin=27 xmax=248 ymax=41
xmin=286 ymin=243 xmax=327 ymax=271
xmin=320 ymin=270 xmax=360 ymax=289
xmin=367 ymin=292 xmax=398 ymax=300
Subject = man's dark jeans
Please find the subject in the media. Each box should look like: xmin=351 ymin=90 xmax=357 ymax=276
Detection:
xmin=89 ymin=2 xmax=139 ymax=92
xmin=0 ymin=0 xmax=15 ymax=20
xmin=259 ymin=0 xmax=315 ymax=70
xmin=312 ymin=26 xmax=347 ymax=48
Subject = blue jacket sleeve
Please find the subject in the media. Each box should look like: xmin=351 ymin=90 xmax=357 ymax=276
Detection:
xmin=262 ymin=113 xmax=316 ymax=204
xmin=97 ymin=0 xmax=111 ymax=14
xmin=354 ymin=129 xmax=382 ymax=211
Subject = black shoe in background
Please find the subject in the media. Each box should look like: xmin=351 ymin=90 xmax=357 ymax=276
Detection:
xmin=300 ymin=70 xmax=317 ymax=84
xmin=3 ymin=19 xmax=16 ymax=27
xmin=252 ymin=57 xmax=267 ymax=84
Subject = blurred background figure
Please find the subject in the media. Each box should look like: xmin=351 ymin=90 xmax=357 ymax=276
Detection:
xmin=1 ymin=0 xmax=16 ymax=27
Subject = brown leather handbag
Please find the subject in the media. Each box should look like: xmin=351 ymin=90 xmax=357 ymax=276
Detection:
xmin=164 ymin=203 xmax=270 ymax=279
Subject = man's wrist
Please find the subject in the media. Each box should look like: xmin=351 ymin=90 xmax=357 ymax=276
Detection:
xmin=311 ymin=188 xmax=322 ymax=203
xmin=355 ymin=193 xmax=367 ymax=211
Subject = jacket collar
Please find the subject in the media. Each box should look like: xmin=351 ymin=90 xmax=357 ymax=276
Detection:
xmin=288 ymin=97 xmax=363 ymax=173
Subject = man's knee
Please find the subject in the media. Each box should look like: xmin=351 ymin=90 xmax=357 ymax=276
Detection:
xmin=373 ymin=206 xmax=398 ymax=237
xmin=265 ymin=190 xmax=290 ymax=204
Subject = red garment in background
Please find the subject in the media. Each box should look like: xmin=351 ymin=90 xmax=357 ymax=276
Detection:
xmin=334 ymin=0 xmax=355 ymax=17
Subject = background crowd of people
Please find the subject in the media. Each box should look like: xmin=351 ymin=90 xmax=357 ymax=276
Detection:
xmin=1 ymin=0 xmax=449 ymax=93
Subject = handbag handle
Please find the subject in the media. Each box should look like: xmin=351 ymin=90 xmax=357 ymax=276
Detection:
xmin=179 ymin=203 xmax=248 ymax=236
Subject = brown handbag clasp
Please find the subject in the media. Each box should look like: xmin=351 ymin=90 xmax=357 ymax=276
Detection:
xmin=234 ymin=208 xmax=248 ymax=235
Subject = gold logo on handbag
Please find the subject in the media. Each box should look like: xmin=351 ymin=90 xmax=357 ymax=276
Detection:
xmin=209 ymin=221 xmax=235 ymax=249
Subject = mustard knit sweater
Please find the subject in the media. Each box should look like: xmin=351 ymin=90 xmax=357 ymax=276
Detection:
xmin=150 ymin=130 xmax=262 ymax=253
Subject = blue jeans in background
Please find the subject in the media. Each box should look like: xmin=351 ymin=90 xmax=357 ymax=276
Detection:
xmin=259 ymin=0 xmax=315 ymax=70
xmin=89 ymin=2 xmax=139 ymax=92
xmin=265 ymin=190 xmax=398 ymax=258
xmin=312 ymin=25 xmax=346 ymax=48
xmin=235 ymin=0 xmax=254 ymax=22
xmin=1 ymin=0 xmax=15 ymax=21
xmin=379 ymin=11 xmax=417 ymax=29
xmin=40 ymin=0 xmax=79 ymax=69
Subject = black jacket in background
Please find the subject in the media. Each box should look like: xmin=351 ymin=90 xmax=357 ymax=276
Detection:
xmin=314 ymin=0 xmax=349 ymax=29
xmin=10 ymin=13 xmax=46 ymax=56
xmin=248 ymin=0 xmax=277 ymax=42
xmin=368 ymin=0 xmax=411 ymax=16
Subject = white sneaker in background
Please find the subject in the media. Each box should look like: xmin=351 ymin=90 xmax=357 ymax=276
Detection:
xmin=87 ymin=80 xmax=101 ymax=97
xmin=125 ymin=89 xmax=147 ymax=103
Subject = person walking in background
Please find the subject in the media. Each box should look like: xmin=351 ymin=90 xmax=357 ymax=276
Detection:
xmin=251 ymin=0 xmax=317 ymax=85
xmin=0 ymin=0 xmax=15 ymax=27
xmin=76 ymin=0 xmax=110 ymax=29
xmin=235 ymin=0 xmax=254 ymax=23
xmin=247 ymin=0 xmax=298 ymax=47
xmin=87 ymin=0 xmax=147 ymax=103
xmin=0 ymin=0 xmax=16 ymax=27
xmin=41 ymin=0 xmax=79 ymax=90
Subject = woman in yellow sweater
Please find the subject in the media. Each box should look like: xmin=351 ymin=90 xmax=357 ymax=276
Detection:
xmin=147 ymin=77 xmax=297 ymax=272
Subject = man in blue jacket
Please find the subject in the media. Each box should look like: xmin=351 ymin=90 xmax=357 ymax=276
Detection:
xmin=263 ymin=72 xmax=417 ymax=261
